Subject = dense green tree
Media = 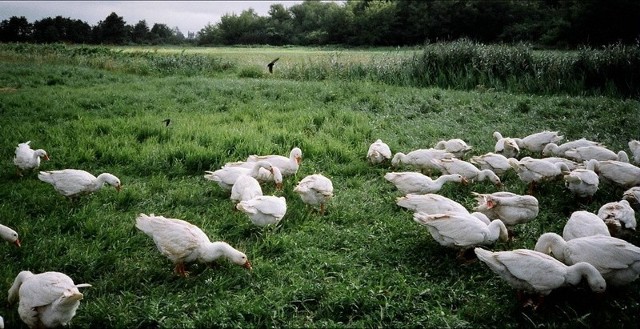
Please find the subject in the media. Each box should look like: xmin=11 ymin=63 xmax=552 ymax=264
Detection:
xmin=289 ymin=0 xmax=329 ymax=44
xmin=131 ymin=20 xmax=150 ymax=44
xmin=197 ymin=23 xmax=222 ymax=45
xmin=390 ymin=1 xmax=430 ymax=45
xmin=561 ymin=0 xmax=640 ymax=46
xmin=215 ymin=8 xmax=268 ymax=44
xmin=93 ymin=12 xmax=129 ymax=44
xmin=265 ymin=4 xmax=293 ymax=45
xmin=0 ymin=16 xmax=32 ymax=42
xmin=173 ymin=27 xmax=186 ymax=43
xmin=348 ymin=0 xmax=396 ymax=45
xmin=150 ymin=23 xmax=174 ymax=44
xmin=31 ymin=16 xmax=91 ymax=43
xmin=320 ymin=1 xmax=354 ymax=45
xmin=289 ymin=0 xmax=355 ymax=45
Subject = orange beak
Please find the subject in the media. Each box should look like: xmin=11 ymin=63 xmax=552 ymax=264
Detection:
xmin=296 ymin=157 xmax=302 ymax=165
xmin=116 ymin=184 xmax=122 ymax=192
xmin=461 ymin=178 xmax=469 ymax=185
xmin=243 ymin=260 xmax=253 ymax=270
xmin=14 ymin=239 xmax=21 ymax=248
xmin=44 ymin=154 xmax=50 ymax=161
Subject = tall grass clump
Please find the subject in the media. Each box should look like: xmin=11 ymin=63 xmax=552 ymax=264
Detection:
xmin=405 ymin=39 xmax=640 ymax=97
xmin=281 ymin=39 xmax=640 ymax=98
xmin=573 ymin=43 xmax=640 ymax=97
xmin=0 ymin=43 xmax=236 ymax=76
xmin=283 ymin=50 xmax=409 ymax=84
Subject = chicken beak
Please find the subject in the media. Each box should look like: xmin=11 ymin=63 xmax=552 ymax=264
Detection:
xmin=44 ymin=154 xmax=50 ymax=161
xmin=14 ymin=239 xmax=21 ymax=248
xmin=243 ymin=260 xmax=253 ymax=270
xmin=461 ymin=178 xmax=469 ymax=185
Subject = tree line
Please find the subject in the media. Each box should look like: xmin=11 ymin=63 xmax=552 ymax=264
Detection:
xmin=1 ymin=0 xmax=639 ymax=48
xmin=0 ymin=13 xmax=190 ymax=45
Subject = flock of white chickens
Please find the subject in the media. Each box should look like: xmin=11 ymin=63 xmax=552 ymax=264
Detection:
xmin=7 ymin=141 xmax=334 ymax=328
xmin=370 ymin=131 xmax=640 ymax=309
xmin=4 ymin=130 xmax=640 ymax=326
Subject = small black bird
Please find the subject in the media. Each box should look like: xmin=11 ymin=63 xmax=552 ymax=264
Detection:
xmin=162 ymin=118 xmax=171 ymax=127
xmin=267 ymin=57 xmax=280 ymax=73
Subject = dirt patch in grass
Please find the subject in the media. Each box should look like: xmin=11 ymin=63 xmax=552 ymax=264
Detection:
xmin=0 ymin=87 xmax=18 ymax=93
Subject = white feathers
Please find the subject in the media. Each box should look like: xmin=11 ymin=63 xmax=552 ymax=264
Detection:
xmin=294 ymin=174 xmax=333 ymax=214
xmin=7 ymin=271 xmax=91 ymax=328
xmin=38 ymin=169 xmax=121 ymax=197
xmin=236 ymin=196 xmax=287 ymax=227
xmin=384 ymin=172 xmax=465 ymax=194
xmin=0 ymin=224 xmax=20 ymax=247
xmin=367 ymin=139 xmax=392 ymax=164
xmin=475 ymin=248 xmax=606 ymax=296
xmin=14 ymin=141 xmax=49 ymax=174
xmin=135 ymin=213 xmax=251 ymax=275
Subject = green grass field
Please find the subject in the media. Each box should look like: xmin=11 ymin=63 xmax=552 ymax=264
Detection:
xmin=1 ymin=45 xmax=639 ymax=328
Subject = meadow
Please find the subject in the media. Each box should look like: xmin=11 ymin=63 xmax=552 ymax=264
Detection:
xmin=0 ymin=43 xmax=639 ymax=328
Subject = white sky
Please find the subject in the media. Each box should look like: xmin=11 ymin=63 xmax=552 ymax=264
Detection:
xmin=0 ymin=1 xmax=304 ymax=35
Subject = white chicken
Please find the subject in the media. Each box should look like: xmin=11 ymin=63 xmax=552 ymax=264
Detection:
xmin=13 ymin=141 xmax=49 ymax=176
xmin=509 ymin=157 xmax=569 ymax=194
xmin=230 ymin=175 xmax=263 ymax=205
xmin=513 ymin=130 xmax=564 ymax=153
xmin=395 ymin=193 xmax=467 ymax=214
xmin=597 ymin=200 xmax=636 ymax=233
xmin=562 ymin=210 xmax=610 ymax=241
xmin=413 ymin=212 xmax=508 ymax=256
xmin=472 ymin=192 xmax=539 ymax=235
xmin=224 ymin=162 xmax=283 ymax=190
xmin=587 ymin=160 xmax=640 ymax=188
xmin=0 ymin=224 xmax=21 ymax=247
xmin=391 ymin=148 xmax=454 ymax=173
xmin=38 ymin=169 xmax=121 ymax=198
xmin=469 ymin=152 xmax=512 ymax=176
xmin=366 ymin=139 xmax=392 ymax=164
xmin=204 ymin=161 xmax=273 ymax=190
xmin=629 ymin=140 xmax=640 ymax=164
xmin=433 ymin=158 xmax=502 ymax=186
xmin=542 ymin=138 xmax=601 ymax=157
xmin=493 ymin=132 xmax=520 ymax=158
xmin=535 ymin=233 xmax=640 ymax=287
xmin=135 ymin=213 xmax=252 ymax=276
xmin=7 ymin=271 xmax=91 ymax=328
xmin=564 ymin=168 xmax=599 ymax=199
xmin=623 ymin=187 xmax=640 ymax=210
xmin=434 ymin=138 xmax=472 ymax=158
xmin=384 ymin=172 xmax=466 ymax=195
xmin=564 ymin=146 xmax=628 ymax=162
xmin=293 ymin=174 xmax=334 ymax=215
xmin=236 ymin=196 xmax=287 ymax=227
xmin=246 ymin=147 xmax=302 ymax=176
xmin=474 ymin=248 xmax=605 ymax=309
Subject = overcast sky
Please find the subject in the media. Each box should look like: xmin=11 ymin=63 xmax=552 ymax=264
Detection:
xmin=0 ymin=1 xmax=305 ymax=35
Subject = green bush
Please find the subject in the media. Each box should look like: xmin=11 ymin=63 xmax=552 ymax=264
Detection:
xmin=238 ymin=66 xmax=265 ymax=78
